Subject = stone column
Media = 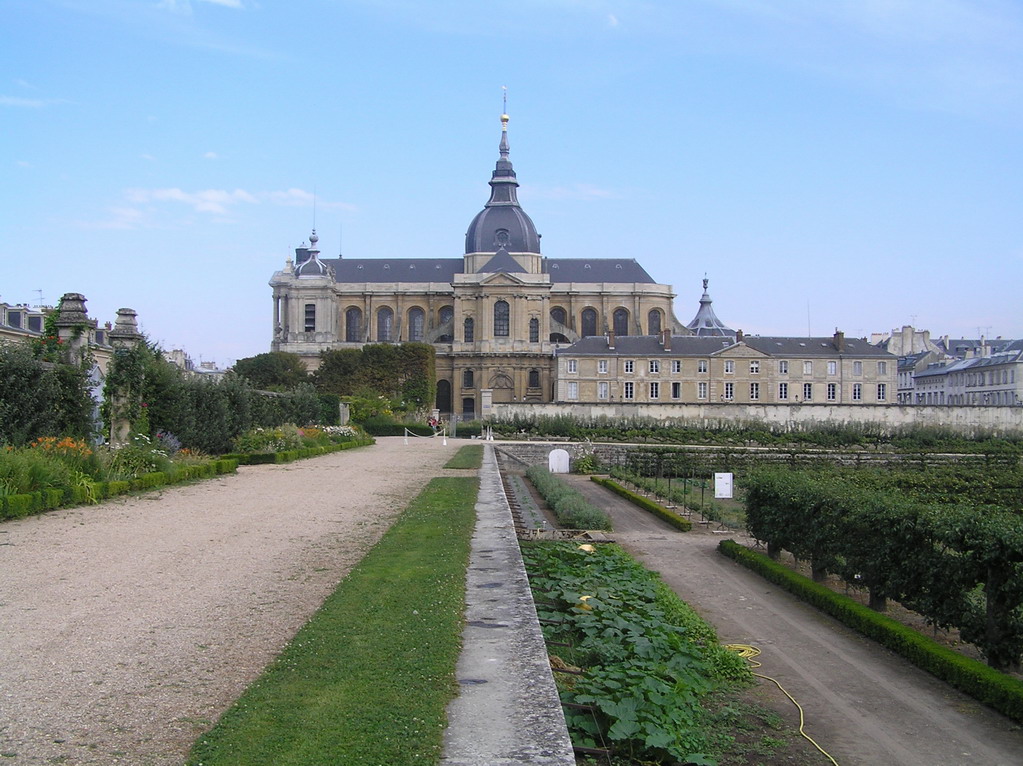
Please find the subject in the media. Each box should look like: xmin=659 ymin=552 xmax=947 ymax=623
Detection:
xmin=107 ymin=308 xmax=144 ymax=448
xmin=54 ymin=292 xmax=94 ymax=367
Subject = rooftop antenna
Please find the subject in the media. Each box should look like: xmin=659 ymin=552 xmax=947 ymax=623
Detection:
xmin=34 ymin=289 xmax=44 ymax=308
xmin=312 ymin=185 xmax=317 ymax=230
xmin=807 ymin=301 xmax=812 ymax=337
xmin=502 ymin=85 xmax=507 ymax=115
xmin=910 ymin=314 xmax=918 ymax=326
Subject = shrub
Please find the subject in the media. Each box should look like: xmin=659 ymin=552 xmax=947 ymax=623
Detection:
xmin=525 ymin=465 xmax=612 ymax=531
xmin=592 ymin=476 xmax=692 ymax=531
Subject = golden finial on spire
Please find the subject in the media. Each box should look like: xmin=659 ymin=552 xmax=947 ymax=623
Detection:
xmin=501 ymin=85 xmax=509 ymax=128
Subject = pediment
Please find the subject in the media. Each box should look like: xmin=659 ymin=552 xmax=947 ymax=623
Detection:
xmin=711 ymin=342 xmax=771 ymax=359
xmin=478 ymin=272 xmax=529 ymax=287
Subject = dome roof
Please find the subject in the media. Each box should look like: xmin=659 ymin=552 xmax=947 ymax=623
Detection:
xmin=464 ymin=114 xmax=541 ymax=255
xmin=686 ymin=278 xmax=734 ymax=337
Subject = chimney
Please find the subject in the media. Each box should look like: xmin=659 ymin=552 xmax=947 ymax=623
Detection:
xmin=607 ymin=331 xmax=615 ymax=350
xmin=736 ymin=329 xmax=744 ymax=343
xmin=834 ymin=329 xmax=846 ymax=352
xmin=662 ymin=329 xmax=671 ymax=352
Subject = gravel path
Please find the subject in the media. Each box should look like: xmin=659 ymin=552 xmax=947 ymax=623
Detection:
xmin=0 ymin=436 xmax=458 ymax=765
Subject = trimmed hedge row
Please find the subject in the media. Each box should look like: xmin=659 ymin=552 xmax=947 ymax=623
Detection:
xmin=524 ymin=465 xmax=612 ymax=531
xmin=718 ymin=539 xmax=1023 ymax=724
xmin=220 ymin=438 xmax=374 ymax=466
xmin=0 ymin=459 xmax=239 ymax=521
xmin=591 ymin=476 xmax=692 ymax=531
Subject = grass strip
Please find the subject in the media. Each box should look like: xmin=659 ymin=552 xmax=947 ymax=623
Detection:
xmin=187 ymin=476 xmax=479 ymax=766
xmin=444 ymin=444 xmax=483 ymax=470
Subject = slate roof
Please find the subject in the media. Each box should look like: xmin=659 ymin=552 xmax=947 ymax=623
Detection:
xmin=557 ymin=334 xmax=894 ymax=359
xmin=544 ymin=258 xmax=656 ymax=283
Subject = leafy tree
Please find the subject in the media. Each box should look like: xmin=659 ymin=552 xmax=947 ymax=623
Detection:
xmin=233 ymin=351 xmax=309 ymax=391
xmin=313 ymin=343 xmax=436 ymax=413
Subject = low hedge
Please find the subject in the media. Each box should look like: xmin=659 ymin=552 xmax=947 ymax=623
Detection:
xmin=591 ymin=476 xmax=692 ymax=531
xmin=0 ymin=460 xmax=240 ymax=522
xmin=224 ymin=438 xmax=373 ymax=466
xmin=525 ymin=465 xmax=612 ymax=530
xmin=719 ymin=539 xmax=1023 ymax=724
xmin=361 ymin=422 xmax=434 ymax=437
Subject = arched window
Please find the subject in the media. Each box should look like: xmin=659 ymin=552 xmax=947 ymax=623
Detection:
xmin=647 ymin=309 xmax=662 ymax=336
xmin=408 ymin=307 xmax=425 ymax=341
xmin=462 ymin=369 xmax=474 ymax=388
xmin=581 ymin=308 xmax=598 ymax=337
xmin=435 ymin=379 xmax=452 ymax=413
xmin=463 ymin=317 xmax=474 ymax=342
xmin=550 ymin=307 xmax=567 ymax=326
xmin=436 ymin=306 xmax=454 ymax=343
xmin=377 ymin=307 xmax=394 ymax=342
xmin=494 ymin=300 xmax=510 ymax=337
xmin=529 ymin=317 xmax=539 ymax=343
xmin=528 ymin=369 xmax=541 ymax=388
xmin=345 ymin=307 xmax=362 ymax=342
xmin=613 ymin=308 xmax=629 ymax=336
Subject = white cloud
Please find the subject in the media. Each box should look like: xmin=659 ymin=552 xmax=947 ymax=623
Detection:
xmin=203 ymin=151 xmax=219 ymax=159
xmin=140 ymin=153 xmax=156 ymax=161
xmin=200 ymin=0 xmax=244 ymax=7
xmin=607 ymin=13 xmax=619 ymax=27
xmin=1 ymin=96 xmax=46 ymax=107
xmin=96 ymin=186 xmax=355 ymax=226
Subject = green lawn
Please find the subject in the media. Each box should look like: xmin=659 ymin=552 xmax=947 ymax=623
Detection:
xmin=444 ymin=444 xmax=484 ymax=470
xmin=187 ymin=476 xmax=479 ymax=766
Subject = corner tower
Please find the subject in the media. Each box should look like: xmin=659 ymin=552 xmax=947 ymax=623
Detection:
xmin=463 ymin=112 xmax=542 ymax=274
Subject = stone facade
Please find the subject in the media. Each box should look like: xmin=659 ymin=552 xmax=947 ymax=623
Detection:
xmin=270 ymin=114 xmax=684 ymax=416
xmin=554 ymin=330 xmax=897 ymax=406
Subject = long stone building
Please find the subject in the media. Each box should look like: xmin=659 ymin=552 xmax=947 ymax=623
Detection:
xmin=270 ymin=113 xmax=685 ymax=417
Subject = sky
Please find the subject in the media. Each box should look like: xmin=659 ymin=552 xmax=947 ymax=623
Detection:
xmin=2 ymin=0 xmax=1021 ymax=367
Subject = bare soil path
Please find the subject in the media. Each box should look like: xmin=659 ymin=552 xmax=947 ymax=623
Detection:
xmin=0 ymin=436 xmax=458 ymax=766
xmin=562 ymin=474 xmax=1023 ymax=766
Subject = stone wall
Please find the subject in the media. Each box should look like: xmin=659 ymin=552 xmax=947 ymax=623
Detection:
xmin=490 ymin=402 xmax=1023 ymax=436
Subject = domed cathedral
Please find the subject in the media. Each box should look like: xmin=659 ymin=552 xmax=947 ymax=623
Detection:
xmin=269 ymin=112 xmax=686 ymax=418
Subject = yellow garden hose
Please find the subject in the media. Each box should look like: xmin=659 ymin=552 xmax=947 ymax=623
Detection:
xmin=724 ymin=644 xmax=840 ymax=766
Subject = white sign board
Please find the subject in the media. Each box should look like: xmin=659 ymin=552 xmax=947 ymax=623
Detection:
xmin=548 ymin=448 xmax=571 ymax=474
xmin=714 ymin=472 xmax=734 ymax=499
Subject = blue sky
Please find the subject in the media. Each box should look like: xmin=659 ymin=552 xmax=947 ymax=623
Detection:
xmin=2 ymin=0 xmax=1021 ymax=366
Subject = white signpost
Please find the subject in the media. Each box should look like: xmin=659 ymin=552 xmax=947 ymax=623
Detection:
xmin=714 ymin=472 xmax=734 ymax=499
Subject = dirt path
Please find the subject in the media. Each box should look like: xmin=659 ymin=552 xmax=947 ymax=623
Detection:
xmin=562 ymin=474 xmax=1023 ymax=766
xmin=0 ymin=436 xmax=458 ymax=766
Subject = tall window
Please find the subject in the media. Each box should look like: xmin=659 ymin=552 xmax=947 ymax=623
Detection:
xmin=598 ymin=381 xmax=609 ymax=400
xmin=649 ymin=382 xmax=660 ymax=399
xmin=750 ymin=360 xmax=760 ymax=374
xmin=750 ymin=382 xmax=760 ymax=400
xmin=304 ymin=304 xmax=316 ymax=333
xmin=671 ymin=381 xmax=681 ymax=399
xmin=528 ymin=369 xmax=541 ymax=388
xmin=698 ymin=381 xmax=707 ymax=399
xmin=598 ymin=360 xmax=608 ymax=374
xmin=853 ymin=361 xmax=862 ymax=376
xmin=581 ymin=308 xmax=598 ymax=336
xmin=624 ymin=360 xmax=634 ymax=374
xmin=567 ymin=381 xmax=579 ymax=400
xmin=529 ymin=317 xmax=539 ymax=342
xmin=827 ymin=383 xmax=837 ymax=401
xmin=377 ymin=307 xmax=393 ymax=341
xmin=803 ymin=360 xmax=813 ymax=375
xmin=877 ymin=383 xmax=887 ymax=401
xmin=779 ymin=382 xmax=788 ymax=400
xmin=827 ymin=360 xmax=837 ymax=375
xmin=408 ymin=307 xmax=425 ymax=341
xmin=494 ymin=300 xmax=510 ymax=337
xmin=779 ymin=360 xmax=789 ymax=374
xmin=624 ymin=381 xmax=634 ymax=400
xmin=724 ymin=360 xmax=735 ymax=374
xmin=345 ymin=307 xmax=362 ymax=342
xmin=613 ymin=308 xmax=629 ymax=336
xmin=437 ymin=306 xmax=454 ymax=342
xmin=698 ymin=360 xmax=708 ymax=374
xmin=463 ymin=317 xmax=474 ymax=342
xmin=648 ymin=309 xmax=661 ymax=336
xmin=550 ymin=307 xmax=567 ymax=326
xmin=567 ymin=359 xmax=578 ymax=373
xmin=649 ymin=360 xmax=660 ymax=374
xmin=724 ymin=382 xmax=734 ymax=400
xmin=671 ymin=360 xmax=681 ymax=373
xmin=878 ymin=361 xmax=888 ymax=375
xmin=803 ymin=383 xmax=813 ymax=401
xmin=462 ymin=369 xmax=474 ymax=388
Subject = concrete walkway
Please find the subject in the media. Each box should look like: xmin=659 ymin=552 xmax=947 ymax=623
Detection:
xmin=441 ymin=445 xmax=575 ymax=765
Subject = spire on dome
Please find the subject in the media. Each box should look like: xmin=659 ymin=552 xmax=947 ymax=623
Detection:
xmin=686 ymin=277 xmax=734 ymax=337
xmin=463 ymin=102 xmax=541 ymax=255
